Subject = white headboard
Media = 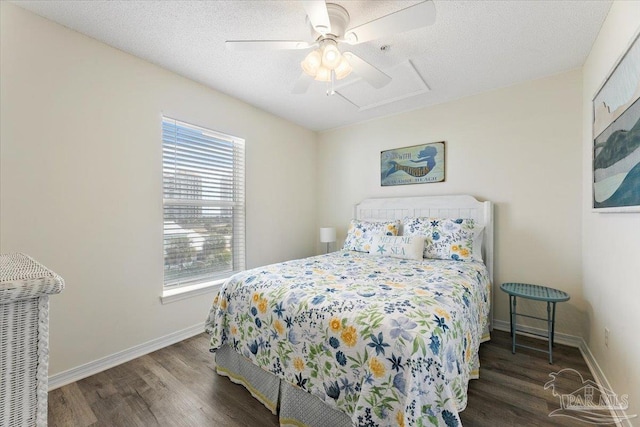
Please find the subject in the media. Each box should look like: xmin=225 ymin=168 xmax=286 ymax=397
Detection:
xmin=355 ymin=195 xmax=494 ymax=326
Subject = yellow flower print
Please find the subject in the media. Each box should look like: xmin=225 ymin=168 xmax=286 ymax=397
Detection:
xmin=294 ymin=357 xmax=305 ymax=372
xmin=274 ymin=320 xmax=284 ymax=335
xmin=363 ymin=244 xmax=371 ymax=252
xmin=231 ymin=325 xmax=237 ymax=336
xmin=435 ymin=308 xmax=450 ymax=320
xmin=252 ymin=293 xmax=260 ymax=303
xmin=396 ymin=411 xmax=405 ymax=427
xmin=213 ymin=295 xmax=219 ymax=305
xmin=341 ymin=325 xmax=358 ymax=347
xmin=451 ymin=245 xmax=460 ymax=252
xmin=369 ymin=357 xmax=386 ymax=378
xmin=258 ymin=298 xmax=268 ymax=314
xmin=355 ymin=229 xmax=363 ymax=237
xmin=330 ymin=317 xmax=342 ymax=332
xmin=459 ymin=248 xmax=470 ymax=257
xmin=220 ymin=298 xmax=228 ymax=310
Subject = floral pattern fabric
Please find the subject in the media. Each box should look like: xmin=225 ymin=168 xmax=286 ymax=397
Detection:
xmin=403 ymin=217 xmax=482 ymax=262
xmin=342 ymin=219 xmax=401 ymax=252
xmin=205 ymin=251 xmax=491 ymax=427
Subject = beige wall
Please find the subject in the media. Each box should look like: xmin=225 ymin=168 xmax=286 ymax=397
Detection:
xmin=581 ymin=1 xmax=640 ymax=419
xmin=0 ymin=3 xmax=317 ymax=376
xmin=317 ymin=70 xmax=585 ymax=337
xmin=3 ymin=3 xmax=639 ymax=420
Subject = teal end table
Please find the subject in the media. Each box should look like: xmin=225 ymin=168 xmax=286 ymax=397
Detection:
xmin=500 ymin=282 xmax=570 ymax=364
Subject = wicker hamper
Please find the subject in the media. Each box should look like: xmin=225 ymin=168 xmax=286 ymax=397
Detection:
xmin=0 ymin=253 xmax=64 ymax=427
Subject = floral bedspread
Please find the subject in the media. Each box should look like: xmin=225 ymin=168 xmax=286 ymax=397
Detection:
xmin=205 ymin=251 xmax=491 ymax=427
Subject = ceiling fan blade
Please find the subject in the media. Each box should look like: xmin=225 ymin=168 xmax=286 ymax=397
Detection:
xmin=343 ymin=52 xmax=391 ymax=89
xmin=301 ymin=1 xmax=331 ymax=35
xmin=343 ymin=1 xmax=436 ymax=45
xmin=292 ymin=73 xmax=314 ymax=94
xmin=226 ymin=40 xmax=314 ymax=51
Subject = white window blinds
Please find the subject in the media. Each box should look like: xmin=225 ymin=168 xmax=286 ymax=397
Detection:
xmin=162 ymin=117 xmax=245 ymax=288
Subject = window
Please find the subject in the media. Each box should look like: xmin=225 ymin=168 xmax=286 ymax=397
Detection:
xmin=162 ymin=117 xmax=245 ymax=289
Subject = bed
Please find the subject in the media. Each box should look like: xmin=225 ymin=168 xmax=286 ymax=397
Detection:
xmin=205 ymin=195 xmax=493 ymax=427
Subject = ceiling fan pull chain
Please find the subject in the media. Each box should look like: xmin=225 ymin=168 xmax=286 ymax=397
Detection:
xmin=327 ymin=69 xmax=336 ymax=96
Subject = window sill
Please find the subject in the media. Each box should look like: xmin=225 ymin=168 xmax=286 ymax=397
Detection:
xmin=160 ymin=279 xmax=225 ymax=305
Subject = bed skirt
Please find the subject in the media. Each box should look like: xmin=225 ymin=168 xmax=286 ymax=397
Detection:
xmin=215 ymin=344 xmax=352 ymax=427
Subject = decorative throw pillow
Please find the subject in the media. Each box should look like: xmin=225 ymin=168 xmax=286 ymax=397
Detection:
xmin=343 ymin=219 xmax=400 ymax=253
xmin=369 ymin=235 xmax=425 ymax=260
xmin=402 ymin=217 xmax=484 ymax=262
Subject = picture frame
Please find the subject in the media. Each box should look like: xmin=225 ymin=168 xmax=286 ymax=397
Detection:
xmin=381 ymin=142 xmax=445 ymax=186
xmin=592 ymin=31 xmax=640 ymax=212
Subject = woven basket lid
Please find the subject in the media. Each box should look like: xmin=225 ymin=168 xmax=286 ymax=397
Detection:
xmin=0 ymin=253 xmax=64 ymax=302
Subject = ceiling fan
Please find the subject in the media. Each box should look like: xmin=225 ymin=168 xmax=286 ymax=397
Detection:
xmin=226 ymin=1 xmax=436 ymax=95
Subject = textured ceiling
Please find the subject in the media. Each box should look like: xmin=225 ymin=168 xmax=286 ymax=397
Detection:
xmin=13 ymin=0 xmax=612 ymax=131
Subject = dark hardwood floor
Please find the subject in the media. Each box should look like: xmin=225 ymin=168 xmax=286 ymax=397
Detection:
xmin=48 ymin=330 xmax=595 ymax=426
xmin=461 ymin=331 xmax=595 ymax=426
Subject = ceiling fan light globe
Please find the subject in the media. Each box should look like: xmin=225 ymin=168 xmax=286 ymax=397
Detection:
xmin=301 ymin=61 xmax=317 ymax=77
xmin=321 ymin=44 xmax=342 ymax=69
xmin=334 ymin=56 xmax=352 ymax=79
xmin=301 ymin=49 xmax=322 ymax=77
xmin=314 ymin=66 xmax=331 ymax=82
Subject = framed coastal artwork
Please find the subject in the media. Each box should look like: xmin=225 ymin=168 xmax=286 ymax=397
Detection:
xmin=381 ymin=142 xmax=445 ymax=186
xmin=592 ymin=31 xmax=640 ymax=212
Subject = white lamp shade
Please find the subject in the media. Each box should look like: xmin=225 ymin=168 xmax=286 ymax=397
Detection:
xmin=321 ymin=43 xmax=341 ymax=69
xmin=334 ymin=56 xmax=352 ymax=79
xmin=314 ymin=66 xmax=331 ymax=82
xmin=301 ymin=42 xmax=351 ymax=82
xmin=319 ymin=227 xmax=336 ymax=243
xmin=301 ymin=49 xmax=322 ymax=77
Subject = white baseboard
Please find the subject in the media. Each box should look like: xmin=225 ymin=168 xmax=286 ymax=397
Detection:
xmin=492 ymin=320 xmax=633 ymax=427
xmin=576 ymin=337 xmax=634 ymax=427
xmin=492 ymin=319 xmax=583 ymax=348
xmin=48 ymin=323 xmax=205 ymax=391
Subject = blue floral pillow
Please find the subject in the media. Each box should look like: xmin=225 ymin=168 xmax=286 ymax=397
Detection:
xmin=402 ymin=217 xmax=483 ymax=262
xmin=343 ymin=219 xmax=400 ymax=253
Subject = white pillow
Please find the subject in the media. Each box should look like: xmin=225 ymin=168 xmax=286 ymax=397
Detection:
xmin=369 ymin=235 xmax=426 ymax=260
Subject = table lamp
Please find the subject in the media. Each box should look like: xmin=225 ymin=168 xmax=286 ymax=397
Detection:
xmin=319 ymin=227 xmax=336 ymax=253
